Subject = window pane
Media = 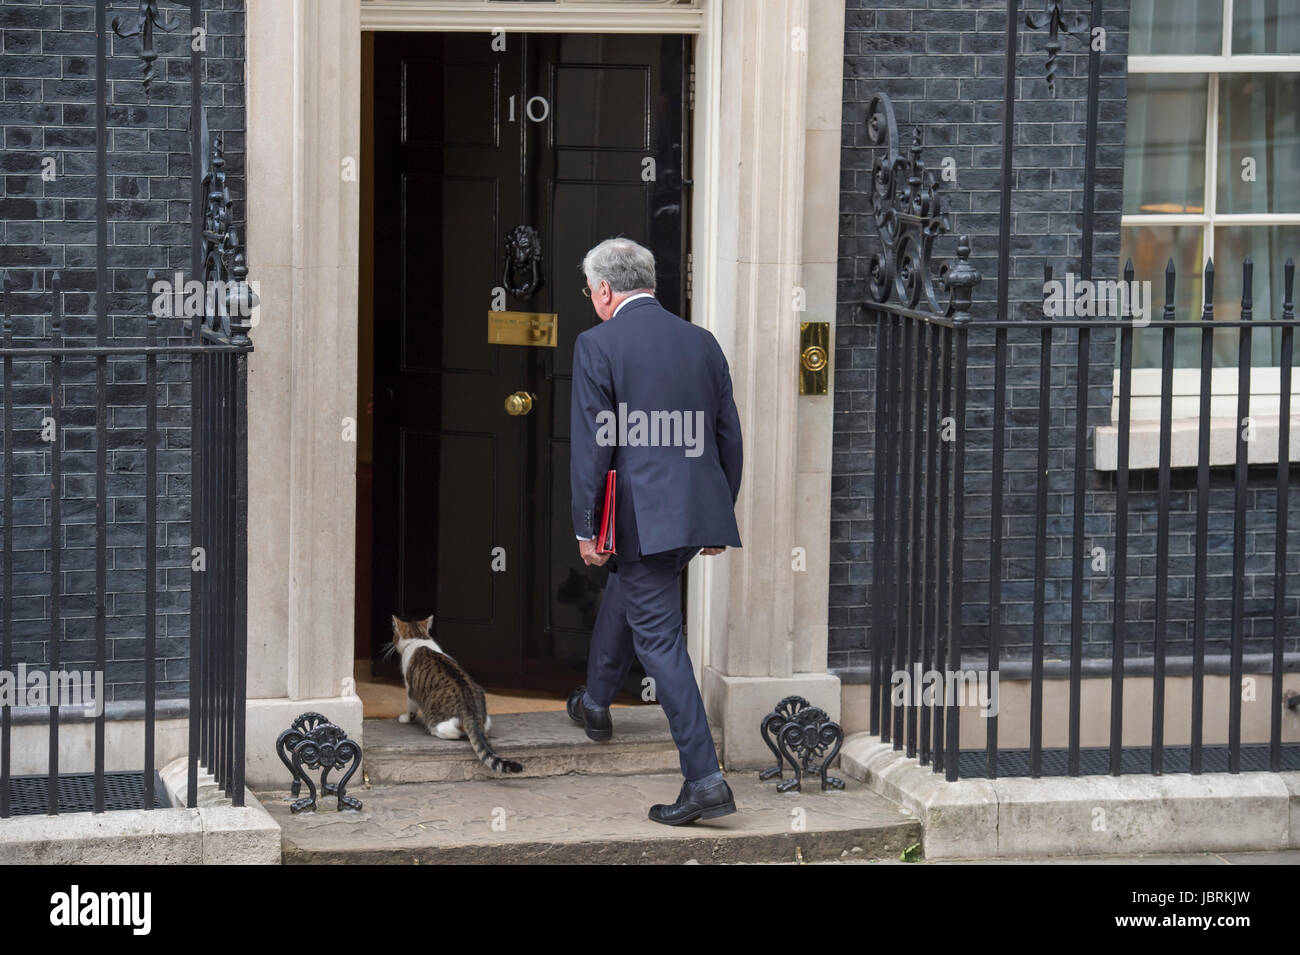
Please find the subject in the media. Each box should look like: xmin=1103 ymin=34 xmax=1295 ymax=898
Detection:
xmin=1120 ymin=224 xmax=1205 ymax=366
xmin=1232 ymin=0 xmax=1300 ymax=54
xmin=1122 ymin=75 xmax=1208 ymax=215
xmin=1130 ymin=0 xmax=1222 ymax=54
xmin=1217 ymin=73 xmax=1300 ymax=214
xmin=1212 ymin=226 xmax=1300 ymax=366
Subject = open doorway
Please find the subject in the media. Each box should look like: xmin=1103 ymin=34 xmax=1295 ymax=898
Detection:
xmin=355 ymin=30 xmax=693 ymax=713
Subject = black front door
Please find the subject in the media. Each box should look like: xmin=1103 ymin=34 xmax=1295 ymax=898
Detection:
xmin=371 ymin=32 xmax=690 ymax=690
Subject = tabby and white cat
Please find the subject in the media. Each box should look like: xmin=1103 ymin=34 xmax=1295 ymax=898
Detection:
xmin=389 ymin=615 xmax=523 ymax=774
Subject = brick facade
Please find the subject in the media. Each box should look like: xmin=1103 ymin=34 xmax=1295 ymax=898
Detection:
xmin=831 ymin=0 xmax=1300 ymax=677
xmin=0 ymin=0 xmax=245 ymax=702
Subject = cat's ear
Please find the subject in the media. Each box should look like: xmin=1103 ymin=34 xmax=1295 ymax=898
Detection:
xmin=391 ymin=615 xmax=402 ymax=632
xmin=422 ymin=614 xmax=435 ymax=632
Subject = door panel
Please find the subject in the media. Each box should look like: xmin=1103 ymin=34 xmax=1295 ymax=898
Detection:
xmin=402 ymin=174 xmax=502 ymax=373
xmin=429 ymin=430 xmax=498 ymax=623
xmin=552 ymin=65 xmax=651 ymax=149
xmin=372 ymin=31 xmax=689 ymax=692
xmin=401 ymin=59 xmax=501 ymax=148
xmin=374 ymin=33 xmax=526 ymax=686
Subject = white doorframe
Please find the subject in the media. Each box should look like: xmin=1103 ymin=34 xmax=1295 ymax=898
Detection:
xmin=360 ymin=0 xmax=705 ymax=33
xmin=357 ymin=0 xmax=721 ymax=683
xmin=243 ymin=0 xmax=843 ymax=777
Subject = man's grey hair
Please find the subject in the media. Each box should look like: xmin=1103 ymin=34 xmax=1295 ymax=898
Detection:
xmin=581 ymin=238 xmax=656 ymax=293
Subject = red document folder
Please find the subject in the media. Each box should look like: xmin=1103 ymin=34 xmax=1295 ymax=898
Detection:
xmin=596 ymin=469 xmax=617 ymax=555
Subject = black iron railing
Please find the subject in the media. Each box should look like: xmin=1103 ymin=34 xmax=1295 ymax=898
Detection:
xmin=0 ymin=0 xmax=251 ymax=815
xmin=186 ymin=127 xmax=254 ymax=810
xmin=859 ymin=89 xmax=980 ymax=782
xmin=0 ymin=278 xmax=251 ymax=815
xmin=869 ymin=252 xmax=1298 ymax=781
xmin=190 ymin=332 xmax=251 ymax=809
xmin=863 ymin=0 xmax=1299 ymax=782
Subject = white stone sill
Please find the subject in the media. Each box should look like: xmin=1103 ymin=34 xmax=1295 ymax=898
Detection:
xmin=1095 ymin=368 xmax=1300 ymax=470
xmin=1096 ymin=415 xmax=1300 ymax=471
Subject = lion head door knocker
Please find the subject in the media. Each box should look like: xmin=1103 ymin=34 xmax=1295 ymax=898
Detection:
xmin=503 ymin=225 xmax=544 ymax=300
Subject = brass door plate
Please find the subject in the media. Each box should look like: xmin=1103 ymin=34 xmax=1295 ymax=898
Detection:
xmin=488 ymin=310 xmax=558 ymax=347
xmin=799 ymin=321 xmax=830 ymax=395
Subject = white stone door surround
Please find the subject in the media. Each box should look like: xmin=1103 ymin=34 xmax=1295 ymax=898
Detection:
xmin=241 ymin=0 xmax=845 ymax=779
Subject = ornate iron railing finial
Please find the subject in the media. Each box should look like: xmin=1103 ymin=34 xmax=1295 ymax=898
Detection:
xmin=201 ymin=133 xmax=256 ymax=346
xmin=942 ymin=236 xmax=982 ymax=324
xmin=1025 ymin=1 xmax=1089 ymax=94
xmin=113 ymin=0 xmax=187 ymax=97
xmin=865 ymin=92 xmax=978 ymax=318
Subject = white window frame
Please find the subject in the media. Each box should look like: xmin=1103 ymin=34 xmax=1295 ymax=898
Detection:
xmin=1125 ymin=4 xmax=1300 ymax=270
xmin=1101 ymin=0 xmax=1300 ymax=469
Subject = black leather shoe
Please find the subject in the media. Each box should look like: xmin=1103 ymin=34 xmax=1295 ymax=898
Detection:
xmin=566 ymin=685 xmax=612 ymax=741
xmin=648 ymin=778 xmax=737 ymax=826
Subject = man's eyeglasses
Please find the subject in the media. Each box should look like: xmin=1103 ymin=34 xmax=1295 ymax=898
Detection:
xmin=581 ymin=286 xmax=591 ymax=298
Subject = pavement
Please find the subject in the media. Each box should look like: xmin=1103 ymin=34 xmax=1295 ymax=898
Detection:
xmin=264 ymin=770 xmax=921 ymax=864
xmin=813 ymin=849 xmax=1300 ymax=864
xmin=265 ymin=704 xmax=1300 ymax=865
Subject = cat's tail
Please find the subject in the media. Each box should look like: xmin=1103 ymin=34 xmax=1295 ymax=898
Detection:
xmin=463 ymin=712 xmax=523 ymax=775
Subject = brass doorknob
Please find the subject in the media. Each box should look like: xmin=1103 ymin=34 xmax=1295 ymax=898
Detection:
xmin=504 ymin=391 xmax=534 ymax=416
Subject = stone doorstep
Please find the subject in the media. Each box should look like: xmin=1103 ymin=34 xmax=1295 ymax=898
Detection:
xmin=361 ymin=707 xmax=723 ymax=784
xmin=266 ymin=771 xmax=921 ymax=865
xmin=841 ymin=732 xmax=1300 ymax=860
xmin=0 ymin=758 xmax=281 ymax=865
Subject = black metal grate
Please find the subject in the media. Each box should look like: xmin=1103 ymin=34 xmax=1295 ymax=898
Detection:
xmin=4 ymin=771 xmax=170 ymax=817
xmin=956 ymin=744 xmax=1300 ymax=778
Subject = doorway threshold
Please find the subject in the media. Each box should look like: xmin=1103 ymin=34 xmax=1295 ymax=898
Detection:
xmin=361 ymin=708 xmax=722 ymax=785
xmin=353 ymin=659 xmax=644 ymax=719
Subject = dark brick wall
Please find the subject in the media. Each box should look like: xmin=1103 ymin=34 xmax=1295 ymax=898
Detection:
xmin=831 ymin=0 xmax=1300 ymax=675
xmin=0 ymin=0 xmax=245 ymax=703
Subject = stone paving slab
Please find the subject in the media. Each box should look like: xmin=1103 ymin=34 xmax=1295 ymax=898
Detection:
xmin=841 ymin=732 xmax=1298 ymax=859
xmin=820 ymin=849 xmax=1300 ymax=864
xmin=266 ymin=771 xmax=920 ymax=865
xmin=361 ymin=708 xmax=722 ymax=784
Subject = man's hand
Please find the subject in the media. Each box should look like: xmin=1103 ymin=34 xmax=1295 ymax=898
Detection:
xmin=579 ymin=537 xmax=610 ymax=567
xmin=700 ymin=547 xmax=726 ymax=556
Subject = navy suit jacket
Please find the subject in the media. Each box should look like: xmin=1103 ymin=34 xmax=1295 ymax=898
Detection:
xmin=570 ymin=296 xmax=743 ymax=560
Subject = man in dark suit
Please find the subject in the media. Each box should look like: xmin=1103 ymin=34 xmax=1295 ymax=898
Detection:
xmin=567 ymin=237 xmax=743 ymax=825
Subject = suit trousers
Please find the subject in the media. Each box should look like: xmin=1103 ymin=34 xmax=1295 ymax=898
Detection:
xmin=585 ymin=545 xmax=718 ymax=781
